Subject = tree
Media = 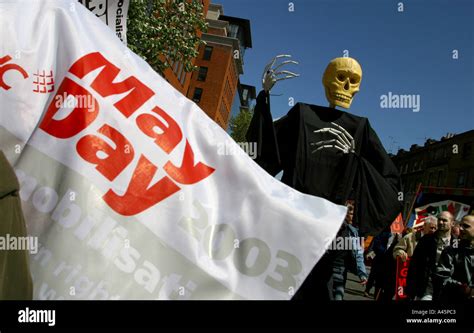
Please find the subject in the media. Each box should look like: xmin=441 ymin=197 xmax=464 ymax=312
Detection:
xmin=127 ymin=0 xmax=208 ymax=75
xmin=229 ymin=107 xmax=253 ymax=143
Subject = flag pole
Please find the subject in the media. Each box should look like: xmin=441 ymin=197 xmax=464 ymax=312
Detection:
xmin=403 ymin=182 xmax=423 ymax=228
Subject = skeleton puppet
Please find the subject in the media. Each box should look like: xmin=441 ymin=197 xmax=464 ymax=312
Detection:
xmin=247 ymin=56 xmax=402 ymax=299
xmin=247 ymin=55 xmax=402 ymax=238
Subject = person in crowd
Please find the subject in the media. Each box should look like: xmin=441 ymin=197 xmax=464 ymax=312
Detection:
xmin=433 ymin=214 xmax=474 ymax=301
xmin=332 ymin=201 xmax=368 ymax=300
xmin=406 ymin=211 xmax=457 ymax=300
xmin=393 ymin=216 xmax=437 ymax=262
xmin=364 ymin=227 xmax=391 ymax=298
xmin=451 ymin=221 xmax=461 ymax=238
xmin=422 ymin=217 xmax=439 ymax=236
xmin=403 ymin=227 xmax=413 ymax=236
xmin=375 ymin=232 xmax=401 ymax=301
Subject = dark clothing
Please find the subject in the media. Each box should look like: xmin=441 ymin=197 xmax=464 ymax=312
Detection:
xmin=247 ymin=91 xmax=402 ymax=300
xmin=406 ymin=231 xmax=457 ymax=300
xmin=365 ymin=231 xmax=392 ymax=296
xmin=246 ymin=91 xmax=403 ymax=236
xmin=375 ymin=234 xmax=400 ymax=301
xmin=434 ymin=241 xmax=473 ymax=301
xmin=365 ymin=256 xmax=378 ymax=295
xmin=293 ymin=251 xmax=335 ymax=301
xmin=0 ymin=151 xmax=33 ymax=300
xmin=332 ymin=264 xmax=349 ymax=301
xmin=371 ymin=230 xmax=392 ymax=256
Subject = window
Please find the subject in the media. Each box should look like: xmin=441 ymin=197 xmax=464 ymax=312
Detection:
xmin=192 ymin=88 xmax=203 ymax=103
xmin=173 ymin=61 xmax=179 ymax=73
xmin=457 ymin=171 xmax=466 ymax=187
xmin=228 ymin=24 xmax=239 ymax=39
xmin=464 ymin=142 xmax=473 ymax=158
xmin=220 ymin=102 xmax=227 ymax=119
xmin=176 ymin=63 xmax=184 ymax=82
xmin=437 ymin=170 xmax=444 ymax=187
xmin=171 ymin=61 xmax=187 ymax=86
xmin=224 ymin=80 xmax=232 ymax=104
xmin=180 ymin=71 xmax=187 ymax=85
xmin=428 ymin=172 xmax=434 ymax=186
xmin=203 ymin=46 xmax=213 ymax=60
xmin=197 ymin=67 xmax=208 ymax=81
xmin=242 ymin=88 xmax=249 ymax=103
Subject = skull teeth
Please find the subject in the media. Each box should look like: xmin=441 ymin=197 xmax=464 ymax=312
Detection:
xmin=333 ymin=93 xmax=351 ymax=102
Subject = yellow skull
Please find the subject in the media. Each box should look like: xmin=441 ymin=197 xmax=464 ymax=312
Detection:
xmin=322 ymin=57 xmax=362 ymax=109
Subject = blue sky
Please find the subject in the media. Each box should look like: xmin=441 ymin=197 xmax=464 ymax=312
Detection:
xmin=219 ymin=0 xmax=474 ymax=153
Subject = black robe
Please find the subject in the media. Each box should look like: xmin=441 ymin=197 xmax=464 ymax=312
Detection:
xmin=247 ymin=91 xmax=403 ymax=300
xmin=247 ymin=91 xmax=403 ymax=237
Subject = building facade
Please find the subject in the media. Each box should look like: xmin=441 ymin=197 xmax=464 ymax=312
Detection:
xmin=186 ymin=4 xmax=252 ymax=129
xmin=392 ymin=130 xmax=474 ymax=218
xmin=162 ymin=0 xmax=210 ymax=95
xmin=230 ymin=83 xmax=256 ymax=120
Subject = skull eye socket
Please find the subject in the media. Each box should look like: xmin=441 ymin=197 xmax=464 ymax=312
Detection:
xmin=337 ymin=74 xmax=345 ymax=82
xmin=350 ymin=77 xmax=360 ymax=84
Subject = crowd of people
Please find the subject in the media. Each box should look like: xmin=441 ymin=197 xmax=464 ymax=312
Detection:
xmin=333 ymin=206 xmax=474 ymax=301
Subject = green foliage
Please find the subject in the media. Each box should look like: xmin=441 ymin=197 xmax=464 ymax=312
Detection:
xmin=229 ymin=107 xmax=253 ymax=143
xmin=127 ymin=0 xmax=208 ymax=75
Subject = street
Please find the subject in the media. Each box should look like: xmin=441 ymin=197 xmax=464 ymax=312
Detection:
xmin=344 ymin=269 xmax=374 ymax=301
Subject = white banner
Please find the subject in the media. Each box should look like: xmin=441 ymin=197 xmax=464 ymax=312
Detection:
xmin=78 ymin=0 xmax=129 ymax=44
xmin=0 ymin=0 xmax=346 ymax=300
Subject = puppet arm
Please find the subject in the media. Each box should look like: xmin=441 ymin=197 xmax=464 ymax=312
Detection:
xmin=262 ymin=54 xmax=299 ymax=93
xmin=246 ymin=55 xmax=299 ymax=176
xmin=353 ymin=120 xmax=403 ymax=236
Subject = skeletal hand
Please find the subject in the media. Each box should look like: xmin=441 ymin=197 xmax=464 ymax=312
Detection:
xmin=311 ymin=122 xmax=355 ymax=154
xmin=262 ymin=54 xmax=299 ymax=93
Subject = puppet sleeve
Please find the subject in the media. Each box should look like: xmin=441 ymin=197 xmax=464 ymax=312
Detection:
xmin=246 ymin=90 xmax=296 ymax=176
xmin=355 ymin=120 xmax=403 ymax=236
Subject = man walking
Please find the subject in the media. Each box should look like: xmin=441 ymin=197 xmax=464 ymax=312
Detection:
xmin=406 ymin=211 xmax=457 ymax=300
xmin=393 ymin=216 xmax=437 ymax=262
xmin=434 ymin=214 xmax=474 ymax=301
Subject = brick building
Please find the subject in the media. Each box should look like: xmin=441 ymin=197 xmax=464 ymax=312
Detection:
xmin=186 ymin=4 xmax=252 ymax=129
xmin=392 ymin=130 xmax=474 ymax=218
xmin=162 ymin=0 xmax=210 ymax=95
